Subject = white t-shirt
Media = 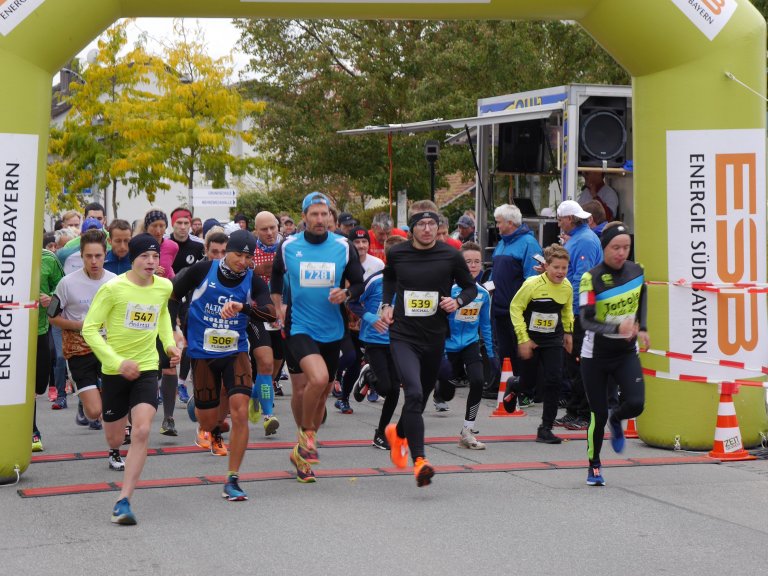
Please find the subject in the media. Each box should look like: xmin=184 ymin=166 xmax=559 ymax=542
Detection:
xmin=361 ymin=254 xmax=385 ymax=280
xmin=56 ymin=268 xmax=116 ymax=322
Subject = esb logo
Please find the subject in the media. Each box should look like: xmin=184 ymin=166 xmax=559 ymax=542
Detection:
xmin=669 ymin=0 xmax=738 ymax=41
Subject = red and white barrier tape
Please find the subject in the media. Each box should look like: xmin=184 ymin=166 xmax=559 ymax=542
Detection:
xmin=641 ymin=367 xmax=767 ymax=391
xmin=0 ymin=301 xmax=39 ymax=310
xmin=645 ymin=280 xmax=768 ymax=293
xmin=640 ymin=348 xmax=768 ymax=376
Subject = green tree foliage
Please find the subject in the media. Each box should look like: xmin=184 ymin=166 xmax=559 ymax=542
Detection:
xmin=47 ymin=21 xmax=173 ymax=217
xmin=234 ymin=19 xmax=629 ymax=211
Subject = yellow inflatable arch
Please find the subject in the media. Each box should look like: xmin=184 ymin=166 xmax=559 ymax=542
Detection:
xmin=0 ymin=0 xmax=765 ymax=481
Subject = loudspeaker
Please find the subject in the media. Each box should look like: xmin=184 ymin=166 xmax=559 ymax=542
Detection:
xmin=578 ymin=96 xmax=627 ymax=168
xmin=497 ymin=119 xmax=546 ymax=174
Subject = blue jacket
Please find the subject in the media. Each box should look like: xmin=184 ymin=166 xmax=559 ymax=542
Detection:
xmin=445 ymin=283 xmax=494 ymax=357
xmin=563 ymin=223 xmax=603 ymax=314
xmin=490 ymin=224 xmax=542 ymax=316
xmin=349 ymin=271 xmax=390 ymax=346
xmin=104 ymin=250 xmax=131 ymax=275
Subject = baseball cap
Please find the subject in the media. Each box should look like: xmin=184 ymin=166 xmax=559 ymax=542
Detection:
xmin=338 ymin=212 xmax=358 ymax=226
xmin=81 ymin=217 xmax=103 ymax=233
xmin=202 ymin=218 xmax=221 ymax=238
xmin=348 ymin=226 xmax=370 ymax=242
xmin=302 ymin=191 xmax=331 ymax=213
xmin=457 ymin=215 xmax=474 ymax=228
xmin=557 ymin=200 xmax=591 ymax=219
xmin=226 ymin=229 xmax=257 ymax=255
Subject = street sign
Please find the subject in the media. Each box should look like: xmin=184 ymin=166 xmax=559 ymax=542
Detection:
xmin=192 ymin=188 xmax=237 ymax=207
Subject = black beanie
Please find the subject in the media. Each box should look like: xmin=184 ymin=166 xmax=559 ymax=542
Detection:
xmin=226 ymin=229 xmax=258 ymax=255
xmin=129 ymin=233 xmax=161 ymax=262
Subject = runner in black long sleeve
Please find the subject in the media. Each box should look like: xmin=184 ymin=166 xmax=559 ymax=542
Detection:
xmin=380 ymin=200 xmax=477 ymax=487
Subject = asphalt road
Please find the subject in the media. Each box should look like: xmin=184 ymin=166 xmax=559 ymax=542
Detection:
xmin=2 ymin=381 xmax=767 ymax=576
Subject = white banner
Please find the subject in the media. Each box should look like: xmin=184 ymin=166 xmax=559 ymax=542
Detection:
xmin=668 ymin=0 xmax=738 ymax=41
xmin=666 ymin=129 xmax=766 ymax=381
xmin=0 ymin=0 xmax=46 ymax=37
xmin=0 ymin=133 xmax=37 ymax=406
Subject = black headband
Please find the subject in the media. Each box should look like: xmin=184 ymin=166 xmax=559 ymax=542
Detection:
xmin=601 ymin=224 xmax=631 ymax=249
xmin=408 ymin=211 xmax=440 ymax=230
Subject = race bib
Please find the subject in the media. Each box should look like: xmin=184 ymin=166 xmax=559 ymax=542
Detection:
xmin=299 ymin=261 xmax=335 ymax=288
xmin=404 ymin=290 xmax=438 ymax=317
xmin=203 ymin=328 xmax=239 ymax=352
xmin=124 ymin=303 xmax=160 ymax=331
xmin=455 ymin=301 xmax=481 ymax=323
xmin=605 ymin=313 xmax=635 ymax=339
xmin=529 ymin=311 xmax=558 ymax=333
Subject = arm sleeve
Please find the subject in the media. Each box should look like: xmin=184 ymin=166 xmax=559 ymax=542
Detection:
xmin=509 ymin=280 xmax=534 ymax=345
xmin=479 ymin=290 xmax=495 ymax=357
xmin=453 ymin=251 xmax=478 ymax=305
xmin=244 ymin=275 xmax=277 ymax=323
xmin=270 ymin=244 xmax=286 ymax=296
xmin=82 ymin=284 xmax=125 ymax=374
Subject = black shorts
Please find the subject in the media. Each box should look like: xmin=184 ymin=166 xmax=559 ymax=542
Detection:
xmin=191 ymin=352 xmax=252 ymax=410
xmin=101 ymin=370 xmax=159 ymax=422
xmin=156 ymin=337 xmax=171 ymax=370
xmin=247 ymin=322 xmax=272 ymax=353
xmin=270 ymin=329 xmax=284 ymax=360
xmin=284 ymin=333 xmax=341 ymax=378
xmin=67 ymin=352 xmax=102 ymax=393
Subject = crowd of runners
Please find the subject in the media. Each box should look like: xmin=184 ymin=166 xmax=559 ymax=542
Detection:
xmin=34 ymin=178 xmax=649 ymax=524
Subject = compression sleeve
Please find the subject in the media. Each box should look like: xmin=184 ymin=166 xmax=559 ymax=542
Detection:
xmin=244 ymin=275 xmax=277 ymax=323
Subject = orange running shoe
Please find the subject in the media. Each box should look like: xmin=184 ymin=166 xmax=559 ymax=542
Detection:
xmin=385 ymin=423 xmax=409 ymax=468
xmin=210 ymin=433 xmax=228 ymax=457
xmin=414 ymin=457 xmax=434 ymax=487
xmin=298 ymin=429 xmax=319 ymax=464
xmin=290 ymin=446 xmax=316 ymax=483
xmin=195 ymin=426 xmax=211 ymax=450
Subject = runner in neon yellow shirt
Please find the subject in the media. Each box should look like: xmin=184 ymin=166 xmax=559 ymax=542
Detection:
xmin=82 ymin=233 xmax=181 ymax=525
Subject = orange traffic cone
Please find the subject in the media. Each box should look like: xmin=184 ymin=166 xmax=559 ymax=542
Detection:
xmin=491 ymin=358 xmax=525 ymax=418
xmin=624 ymin=418 xmax=639 ymax=439
xmin=708 ymin=384 xmax=756 ymax=461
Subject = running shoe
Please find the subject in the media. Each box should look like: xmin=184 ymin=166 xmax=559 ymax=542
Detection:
xmin=290 ymin=446 xmax=316 ymax=483
xmin=367 ymin=389 xmax=379 ymax=402
xmin=536 ymin=426 xmax=563 ymax=444
xmin=75 ymin=402 xmax=89 ymax=426
xmin=248 ymin=398 xmax=262 ymax=424
xmin=31 ymin=433 xmax=43 ymax=453
xmin=177 ymin=383 xmax=190 ymax=404
xmin=47 ymin=387 xmax=57 ymax=402
xmin=335 ymin=399 xmax=353 ymax=414
xmin=352 ymin=364 xmax=370 ymax=402
xmin=434 ymin=400 xmax=450 ymax=412
xmin=89 ymin=419 xmax=103 ymax=431
xmin=414 ymin=457 xmax=435 ymax=487
xmin=558 ymin=397 xmax=569 ymax=408
xmin=210 ymin=433 xmax=228 ymax=456
xmin=263 ymin=415 xmax=280 ymax=436
xmin=160 ymin=417 xmax=177 ymax=437
xmin=554 ymin=413 xmax=577 ymax=427
xmin=385 ymin=423 xmax=408 ymax=468
xmin=279 ymin=370 xmax=289 ymax=381
xmin=502 ymin=389 xmax=517 ymax=414
xmin=157 ymin=391 xmax=162 ymax=405
xmin=608 ymin=414 xmax=625 ymax=453
xmin=273 ymin=381 xmax=284 ymax=397
xmin=458 ymin=427 xmax=486 ymax=450
xmin=331 ymin=379 xmax=343 ymax=398
xmin=108 ymin=449 xmax=125 ymax=471
xmin=564 ymin=418 xmax=590 ymax=431
xmin=298 ymin=429 xmax=319 ymax=464
xmin=222 ymin=474 xmax=248 ymax=501
xmin=52 ymin=396 xmax=67 ymax=410
xmin=195 ymin=426 xmax=211 ymax=450
xmin=123 ymin=425 xmax=132 ymax=445
xmin=586 ymin=466 xmax=606 ymax=486
xmin=372 ymin=428 xmax=390 ymax=450
xmin=111 ymin=497 xmax=137 ymax=525
xmin=518 ymin=394 xmax=535 ymax=408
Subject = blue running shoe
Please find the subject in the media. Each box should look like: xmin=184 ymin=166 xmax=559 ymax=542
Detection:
xmin=222 ymin=474 xmax=248 ymax=501
xmin=586 ymin=466 xmax=606 ymax=486
xmin=111 ymin=498 xmax=137 ymax=525
xmin=178 ymin=383 xmax=190 ymax=404
xmin=367 ymin=389 xmax=379 ymax=402
xmin=75 ymin=402 xmax=89 ymax=426
xmin=608 ymin=414 xmax=625 ymax=453
xmin=89 ymin=419 xmax=103 ymax=431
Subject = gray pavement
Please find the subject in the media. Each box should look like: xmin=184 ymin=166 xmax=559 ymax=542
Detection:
xmin=1 ymin=381 xmax=767 ymax=576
